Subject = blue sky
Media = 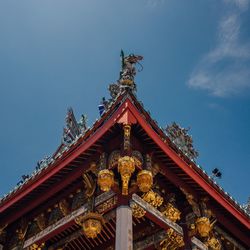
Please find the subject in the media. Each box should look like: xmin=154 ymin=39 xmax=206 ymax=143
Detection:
xmin=0 ymin=0 xmax=249 ymax=204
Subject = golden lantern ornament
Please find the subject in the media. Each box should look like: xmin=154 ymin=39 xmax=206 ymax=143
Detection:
xmin=137 ymin=170 xmax=153 ymax=192
xmin=195 ymin=217 xmax=215 ymax=238
xmin=75 ymin=212 xmax=105 ymax=239
xmin=118 ymin=156 xmax=135 ymax=195
xmin=162 ymin=203 xmax=181 ymax=223
xmin=206 ymin=236 xmax=222 ymax=250
xmin=98 ymin=169 xmax=114 ymax=192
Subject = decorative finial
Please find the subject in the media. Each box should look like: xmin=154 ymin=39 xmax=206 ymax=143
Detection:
xmin=109 ymin=50 xmax=143 ymax=99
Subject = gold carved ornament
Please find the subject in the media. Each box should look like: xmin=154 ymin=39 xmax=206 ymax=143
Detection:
xmin=162 ymin=203 xmax=181 ymax=223
xmin=118 ymin=156 xmax=135 ymax=195
xmin=96 ymin=196 xmax=117 ymax=214
xmin=29 ymin=243 xmax=45 ymax=250
xmin=160 ymin=228 xmax=184 ymax=250
xmin=121 ymin=78 xmax=134 ymax=86
xmin=123 ymin=124 xmax=131 ymax=138
xmin=123 ymin=124 xmax=131 ymax=151
xmin=137 ymin=170 xmax=153 ymax=193
xmin=142 ymin=190 xmax=163 ymax=207
xmin=131 ymin=202 xmax=146 ymax=218
xmin=97 ymin=169 xmax=114 ymax=192
xmin=195 ymin=217 xmax=216 ymax=238
xmin=205 ymin=236 xmax=221 ymax=250
xmin=75 ymin=212 xmax=105 ymax=239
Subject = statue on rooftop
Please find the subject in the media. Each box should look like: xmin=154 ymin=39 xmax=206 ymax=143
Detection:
xmin=109 ymin=50 xmax=143 ymax=99
xmin=78 ymin=114 xmax=88 ymax=132
xmin=119 ymin=50 xmax=143 ymax=87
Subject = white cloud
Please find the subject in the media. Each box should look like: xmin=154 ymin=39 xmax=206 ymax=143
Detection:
xmin=224 ymin=0 xmax=249 ymax=10
xmin=187 ymin=0 xmax=250 ymax=97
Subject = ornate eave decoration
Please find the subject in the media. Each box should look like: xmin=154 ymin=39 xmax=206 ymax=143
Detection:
xmin=166 ymin=122 xmax=198 ymax=161
xmin=195 ymin=217 xmax=215 ymax=238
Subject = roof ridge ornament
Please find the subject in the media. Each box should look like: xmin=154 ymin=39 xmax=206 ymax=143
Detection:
xmin=62 ymin=107 xmax=87 ymax=145
xmin=166 ymin=122 xmax=199 ymax=161
xmin=109 ymin=50 xmax=143 ymax=100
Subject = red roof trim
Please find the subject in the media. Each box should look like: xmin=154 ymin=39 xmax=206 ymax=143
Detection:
xmin=0 ymin=95 xmax=128 ymax=213
xmin=125 ymin=98 xmax=250 ymax=230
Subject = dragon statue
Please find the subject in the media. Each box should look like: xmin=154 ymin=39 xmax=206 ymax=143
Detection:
xmin=109 ymin=50 xmax=143 ymax=99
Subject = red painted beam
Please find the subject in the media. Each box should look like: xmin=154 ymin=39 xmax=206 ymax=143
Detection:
xmin=37 ymin=219 xmax=76 ymax=246
xmin=158 ymin=161 xmax=197 ymax=198
xmin=2 ymin=166 xmax=84 ymax=225
xmin=144 ymin=211 xmax=172 ymax=231
xmin=212 ymin=208 xmax=250 ymax=246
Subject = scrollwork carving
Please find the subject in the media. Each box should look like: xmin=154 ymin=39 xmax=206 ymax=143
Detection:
xmin=58 ymin=199 xmax=70 ymax=217
xmin=131 ymin=202 xmax=146 ymax=218
xmin=162 ymin=203 xmax=181 ymax=223
xmin=205 ymin=236 xmax=221 ymax=250
xmin=82 ymin=172 xmax=96 ymax=198
xmin=160 ymin=228 xmax=184 ymax=250
xmin=142 ymin=190 xmax=163 ymax=207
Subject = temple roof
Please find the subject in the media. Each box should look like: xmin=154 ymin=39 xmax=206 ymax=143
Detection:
xmin=1 ymin=90 xmax=249 ymax=219
xmin=0 ymin=53 xmax=249 ymax=240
